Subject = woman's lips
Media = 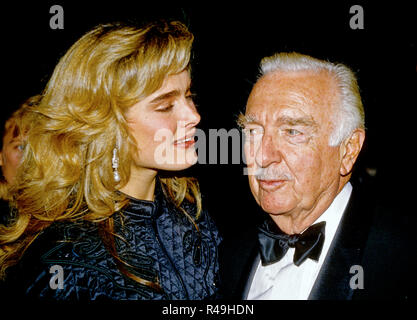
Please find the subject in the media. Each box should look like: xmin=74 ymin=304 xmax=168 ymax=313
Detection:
xmin=173 ymin=136 xmax=195 ymax=148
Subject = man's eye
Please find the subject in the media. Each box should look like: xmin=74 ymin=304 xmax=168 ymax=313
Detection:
xmin=283 ymin=128 xmax=310 ymax=144
xmin=243 ymin=127 xmax=263 ymax=139
xmin=186 ymin=92 xmax=196 ymax=101
xmin=286 ymin=129 xmax=302 ymax=136
xmin=244 ymin=128 xmax=259 ymax=135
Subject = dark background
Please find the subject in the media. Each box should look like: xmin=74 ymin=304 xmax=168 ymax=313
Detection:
xmin=1 ymin=2 xmax=415 ymax=237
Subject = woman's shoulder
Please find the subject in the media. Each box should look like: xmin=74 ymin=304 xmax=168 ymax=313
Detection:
xmin=3 ymin=217 xmax=173 ymax=300
xmin=3 ymin=220 xmax=113 ymax=300
xmin=37 ymin=220 xmax=105 ymax=265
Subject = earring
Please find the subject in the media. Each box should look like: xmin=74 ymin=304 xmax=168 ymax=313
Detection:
xmin=112 ymin=147 xmax=121 ymax=183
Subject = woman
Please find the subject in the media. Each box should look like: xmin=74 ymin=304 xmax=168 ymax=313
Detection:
xmin=0 ymin=99 xmax=30 ymax=197
xmin=0 ymin=95 xmax=39 ymax=225
xmin=0 ymin=20 xmax=221 ymax=300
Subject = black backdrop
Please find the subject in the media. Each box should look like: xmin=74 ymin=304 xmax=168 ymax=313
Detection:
xmin=1 ymin=2 xmax=415 ymax=237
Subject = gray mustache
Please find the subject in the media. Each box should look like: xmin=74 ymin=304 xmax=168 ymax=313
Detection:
xmin=254 ymin=168 xmax=293 ymax=181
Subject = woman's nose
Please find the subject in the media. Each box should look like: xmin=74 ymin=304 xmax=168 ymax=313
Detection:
xmin=182 ymin=98 xmax=200 ymax=128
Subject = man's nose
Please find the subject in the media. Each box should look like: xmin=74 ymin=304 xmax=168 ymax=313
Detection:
xmin=255 ymin=133 xmax=283 ymax=168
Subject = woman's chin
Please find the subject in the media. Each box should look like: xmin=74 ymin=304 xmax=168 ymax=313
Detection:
xmin=160 ymin=155 xmax=198 ymax=171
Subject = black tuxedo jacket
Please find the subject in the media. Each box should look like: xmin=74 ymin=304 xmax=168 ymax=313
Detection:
xmin=219 ymin=182 xmax=414 ymax=300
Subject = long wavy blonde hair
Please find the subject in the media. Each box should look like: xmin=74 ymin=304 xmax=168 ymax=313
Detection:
xmin=0 ymin=20 xmax=201 ymax=290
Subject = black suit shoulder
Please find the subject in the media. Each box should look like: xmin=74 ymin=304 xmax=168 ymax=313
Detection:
xmin=218 ymin=223 xmax=259 ymax=299
xmin=354 ymin=199 xmax=414 ymax=300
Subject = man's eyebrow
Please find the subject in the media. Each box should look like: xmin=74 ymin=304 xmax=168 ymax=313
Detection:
xmin=237 ymin=113 xmax=317 ymax=128
xmin=237 ymin=113 xmax=259 ymax=128
xmin=275 ymin=116 xmax=317 ymax=127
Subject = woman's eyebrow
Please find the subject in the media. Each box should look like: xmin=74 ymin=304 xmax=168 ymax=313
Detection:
xmin=148 ymin=90 xmax=181 ymax=105
xmin=148 ymin=83 xmax=192 ymax=105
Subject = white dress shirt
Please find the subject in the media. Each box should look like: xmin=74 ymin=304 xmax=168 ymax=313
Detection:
xmin=247 ymin=182 xmax=353 ymax=300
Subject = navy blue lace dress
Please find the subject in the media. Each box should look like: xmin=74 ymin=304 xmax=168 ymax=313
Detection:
xmin=1 ymin=184 xmax=221 ymax=300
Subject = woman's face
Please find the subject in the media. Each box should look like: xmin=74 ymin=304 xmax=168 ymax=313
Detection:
xmin=125 ymin=70 xmax=201 ymax=174
xmin=0 ymin=120 xmax=24 ymax=184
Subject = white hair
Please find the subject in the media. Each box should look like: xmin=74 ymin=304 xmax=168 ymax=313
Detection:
xmin=259 ymin=52 xmax=365 ymax=146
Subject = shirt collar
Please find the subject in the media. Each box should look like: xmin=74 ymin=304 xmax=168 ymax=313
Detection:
xmin=313 ymin=182 xmax=353 ymax=264
xmin=315 ymin=182 xmax=352 ymax=226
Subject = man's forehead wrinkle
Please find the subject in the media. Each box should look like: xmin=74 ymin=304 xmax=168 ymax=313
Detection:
xmin=273 ymin=114 xmax=318 ymax=127
xmin=251 ymin=84 xmax=323 ymax=115
xmin=243 ymin=111 xmax=318 ymax=131
xmin=246 ymin=100 xmax=315 ymax=120
xmin=261 ymin=71 xmax=338 ymax=107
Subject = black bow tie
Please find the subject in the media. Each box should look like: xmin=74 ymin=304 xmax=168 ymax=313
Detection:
xmin=258 ymin=219 xmax=326 ymax=267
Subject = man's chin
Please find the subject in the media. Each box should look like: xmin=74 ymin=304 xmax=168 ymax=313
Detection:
xmin=259 ymin=199 xmax=295 ymax=216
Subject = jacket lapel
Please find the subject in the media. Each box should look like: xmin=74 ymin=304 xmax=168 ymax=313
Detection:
xmin=308 ymin=185 xmax=374 ymax=300
xmin=242 ymin=253 xmax=261 ymax=299
xmin=219 ymin=224 xmax=261 ymax=299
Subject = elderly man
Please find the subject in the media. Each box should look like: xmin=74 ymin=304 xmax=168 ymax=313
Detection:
xmin=219 ymin=52 xmax=412 ymax=300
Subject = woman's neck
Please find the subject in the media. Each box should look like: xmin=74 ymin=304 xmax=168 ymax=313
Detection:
xmin=119 ymin=168 xmax=157 ymax=201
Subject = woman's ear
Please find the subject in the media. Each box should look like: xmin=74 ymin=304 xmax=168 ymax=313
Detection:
xmin=0 ymin=150 xmax=3 ymax=166
xmin=340 ymin=128 xmax=365 ymax=176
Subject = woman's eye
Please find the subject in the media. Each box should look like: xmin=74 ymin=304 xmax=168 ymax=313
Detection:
xmin=156 ymin=104 xmax=174 ymax=112
xmin=13 ymin=142 xmax=24 ymax=151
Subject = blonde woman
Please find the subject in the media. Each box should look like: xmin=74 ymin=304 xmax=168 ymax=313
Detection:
xmin=0 ymin=20 xmax=221 ymax=300
xmin=0 ymin=95 xmax=40 ymax=225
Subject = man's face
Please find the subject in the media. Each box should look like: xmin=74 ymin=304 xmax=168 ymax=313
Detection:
xmin=243 ymin=71 xmax=344 ymax=219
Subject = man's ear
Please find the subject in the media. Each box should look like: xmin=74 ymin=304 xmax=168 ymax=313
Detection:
xmin=0 ymin=151 xmax=3 ymax=167
xmin=340 ymin=128 xmax=365 ymax=176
